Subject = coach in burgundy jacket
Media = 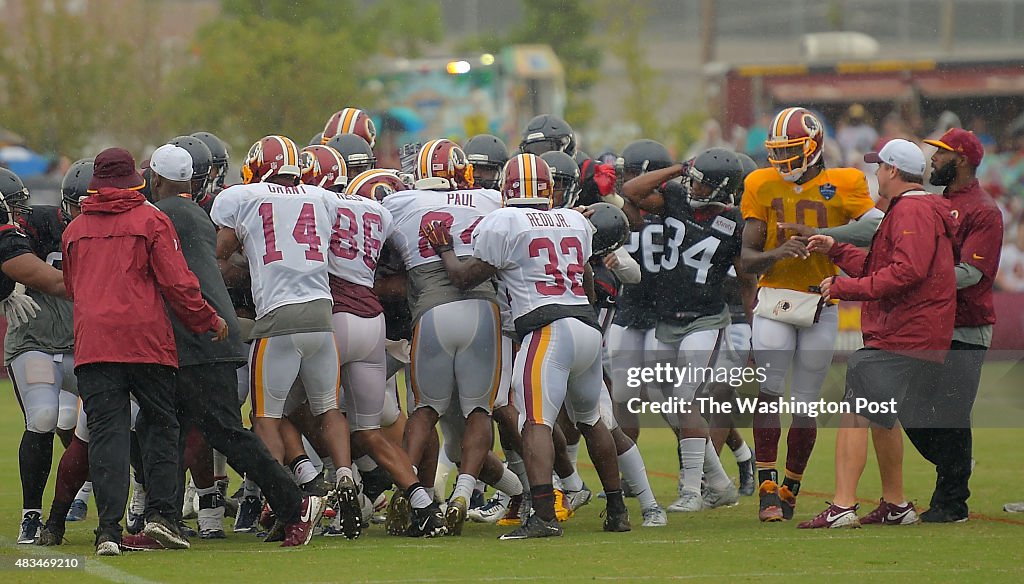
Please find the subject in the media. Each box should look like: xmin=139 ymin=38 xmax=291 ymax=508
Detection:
xmin=62 ymin=147 xmax=226 ymax=552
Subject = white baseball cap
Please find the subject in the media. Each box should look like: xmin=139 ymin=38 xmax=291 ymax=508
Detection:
xmin=150 ymin=144 xmax=194 ymax=182
xmin=863 ymin=139 xmax=926 ymax=176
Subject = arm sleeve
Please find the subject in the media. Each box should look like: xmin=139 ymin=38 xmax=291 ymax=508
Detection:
xmin=819 ymin=207 xmax=883 ymax=247
xmin=149 ymin=214 xmax=219 ymax=333
xmin=955 ymin=262 xmax=983 ymax=289
xmin=610 ymin=246 xmax=641 ymax=284
xmin=830 ymin=209 xmax=935 ymax=301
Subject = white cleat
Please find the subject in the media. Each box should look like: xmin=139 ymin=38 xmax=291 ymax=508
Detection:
xmin=563 ymin=487 xmax=593 ymax=512
xmin=667 ymin=490 xmax=705 ymax=513
xmin=703 ymin=482 xmax=740 ymax=509
xmin=468 ymin=492 xmax=509 ymax=524
xmin=182 ymin=480 xmax=198 ymax=520
xmin=641 ymin=505 xmax=668 ymax=527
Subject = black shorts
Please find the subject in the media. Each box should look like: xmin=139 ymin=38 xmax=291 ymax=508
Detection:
xmin=899 ymin=341 xmax=987 ymax=429
xmin=843 ymin=348 xmax=941 ymax=429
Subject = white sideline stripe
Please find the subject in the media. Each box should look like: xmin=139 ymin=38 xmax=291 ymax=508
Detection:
xmin=0 ymin=535 xmax=162 ymax=584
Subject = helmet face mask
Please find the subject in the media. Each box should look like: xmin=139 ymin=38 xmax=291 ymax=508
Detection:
xmin=0 ymin=168 xmax=31 ymax=225
xmin=765 ymin=107 xmax=823 ymax=182
xmin=464 ymin=134 xmax=509 ymax=190
xmin=61 ymin=158 xmax=94 ymax=221
xmin=685 ymin=148 xmax=743 ymax=209
xmin=540 ymin=151 xmax=580 ymax=209
xmin=190 ymin=131 xmax=229 ymax=193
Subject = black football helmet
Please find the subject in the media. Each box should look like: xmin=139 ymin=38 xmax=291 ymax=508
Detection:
xmin=326 ymin=133 xmax=376 ymax=180
xmin=520 ymin=114 xmax=576 ymax=156
xmin=573 ymin=150 xmax=590 ymax=168
xmin=0 ymin=168 xmax=32 ymax=225
xmin=61 ymin=158 xmax=94 ymax=220
xmin=308 ymin=132 xmax=325 ymax=147
xmin=191 ymin=131 xmax=230 ymax=192
xmin=621 ymin=139 xmax=673 ymax=176
xmin=169 ymin=135 xmax=214 ymax=199
xmin=734 ymin=152 xmax=759 ymax=205
xmin=464 ymin=134 xmax=508 ymax=190
xmin=588 ymin=202 xmax=630 ymax=257
xmin=685 ymin=148 xmax=743 ymax=208
xmin=540 ymin=151 xmax=581 ymax=208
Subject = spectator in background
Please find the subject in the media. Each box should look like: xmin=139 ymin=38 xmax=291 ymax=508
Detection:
xmin=686 ymin=119 xmax=731 ymax=159
xmin=996 ymin=222 xmax=1024 ymax=292
xmin=837 ymin=103 xmax=878 ymax=165
xmin=874 ymin=112 xmax=914 ymax=151
xmin=744 ymin=112 xmax=771 ymax=164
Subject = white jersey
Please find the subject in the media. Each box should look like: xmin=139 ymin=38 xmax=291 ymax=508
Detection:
xmin=328 ymin=193 xmax=394 ymax=288
xmin=473 ymin=207 xmax=595 ymax=322
xmin=382 ymin=188 xmax=502 ymax=269
xmin=211 ymin=182 xmax=339 ymax=318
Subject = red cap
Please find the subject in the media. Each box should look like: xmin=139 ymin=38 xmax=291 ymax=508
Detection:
xmin=924 ymin=128 xmax=984 ymax=168
xmin=88 ymin=148 xmax=146 ymax=193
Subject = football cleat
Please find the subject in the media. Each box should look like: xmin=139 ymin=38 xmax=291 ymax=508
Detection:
xmin=409 ymin=502 xmax=447 ymax=538
xmin=1003 ymin=502 xmax=1024 ymax=513
xmin=667 ymin=490 xmax=704 ymax=513
xmin=468 ymin=492 xmax=509 ymax=524
xmin=120 ymin=533 xmax=165 ymax=551
xmin=234 ymin=496 xmax=261 ymax=533
xmin=778 ymin=485 xmax=797 ymax=520
xmin=35 ymin=526 xmax=64 ymax=547
xmin=370 ymin=492 xmax=388 ymax=524
xmin=143 ymin=516 xmax=190 ymax=550
xmin=758 ymin=480 xmax=785 ymax=522
xmin=553 ymin=489 xmax=573 ymax=522
xmin=17 ymin=511 xmax=43 ymax=544
xmin=704 ymin=482 xmax=740 ymax=509
xmin=95 ymin=537 xmax=121 ymax=557
xmin=182 ymin=480 xmax=198 ymax=520
xmin=334 ymin=476 xmax=363 ymax=540
xmin=177 ymin=522 xmax=197 ymax=539
xmin=470 ymin=489 xmax=486 ymax=510
xmin=258 ymin=503 xmax=276 ymax=532
xmin=499 ymin=514 xmax=562 ymax=540
xmin=66 ymin=498 xmax=88 ymax=522
xmin=797 ymin=503 xmax=861 ymax=529
xmin=564 ymin=487 xmax=593 ymax=512
xmin=198 ymin=504 xmax=227 ymax=539
xmin=601 ymin=506 xmax=632 ymax=532
xmin=280 ymin=495 xmax=326 ymax=547
xmin=263 ymin=520 xmax=285 ymax=542
xmin=384 ymin=491 xmax=411 ymax=536
xmin=859 ymin=498 xmax=919 ymax=526
xmin=360 ymin=466 xmax=393 ymax=504
xmin=920 ymin=506 xmax=969 ymax=523
xmin=497 ymin=494 xmax=523 ymax=526
xmin=738 ymin=459 xmax=756 ymax=496
xmin=127 ymin=486 xmax=147 ymax=535
xmin=641 ymin=505 xmax=668 ymax=527
xmin=445 ymin=495 xmax=468 ymax=535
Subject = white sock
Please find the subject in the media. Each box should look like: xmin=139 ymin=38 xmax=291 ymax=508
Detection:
xmin=703 ymin=440 xmax=733 ymax=490
xmin=321 ymin=456 xmax=337 ymax=485
xmin=354 ymin=455 xmax=378 ymax=473
xmin=731 ymin=442 xmax=752 ymax=463
xmin=493 ymin=466 xmax=524 ymax=497
xmin=452 ymin=474 xmax=476 ymax=503
xmin=425 ymin=486 xmax=436 ymax=502
xmin=242 ymin=475 xmax=260 ymax=499
xmin=475 ymin=479 xmax=486 ymax=493
xmin=335 ymin=466 xmax=354 ymax=484
xmin=75 ymin=481 xmax=93 ymax=503
xmin=618 ymin=444 xmax=657 ymax=510
xmin=680 ymin=438 xmax=705 ymax=494
xmin=560 ymin=470 xmax=584 ymax=492
xmin=292 ymin=457 xmax=318 ymax=485
xmin=505 ymin=451 xmax=530 ymax=491
xmin=566 ymin=441 xmax=581 ymax=469
xmin=212 ymin=450 xmax=227 ymax=478
xmin=408 ymin=486 xmax=432 ymax=509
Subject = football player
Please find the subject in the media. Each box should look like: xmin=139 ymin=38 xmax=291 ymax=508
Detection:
xmin=465 ymin=134 xmax=509 ymax=191
xmin=623 ymin=148 xmax=754 ymax=513
xmin=211 ymin=135 xmax=340 ymax=539
xmin=381 ymin=139 xmax=503 ymax=536
xmin=321 ymin=107 xmax=377 ymax=148
xmin=5 ymin=166 xmax=79 ymax=544
xmin=740 ymin=107 xmax=881 ymax=522
xmin=326 ymin=134 xmax=377 ymax=182
xmin=423 ymin=153 xmax=631 ymax=539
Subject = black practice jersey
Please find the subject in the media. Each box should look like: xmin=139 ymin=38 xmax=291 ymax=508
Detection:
xmin=612 ymin=214 xmax=661 ymax=329
xmin=0 ymin=223 xmax=35 ymax=300
xmin=17 ymin=206 xmax=65 ymax=265
xmin=654 ymin=182 xmax=744 ymax=321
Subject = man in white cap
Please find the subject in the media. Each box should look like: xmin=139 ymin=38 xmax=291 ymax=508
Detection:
xmin=798 ymin=139 xmax=959 ymax=529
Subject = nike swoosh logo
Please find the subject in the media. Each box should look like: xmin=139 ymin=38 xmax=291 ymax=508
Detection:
xmin=901 ymin=230 xmax=916 ymax=235
xmin=972 ymin=253 xmax=984 ymax=260
xmin=825 ymin=511 xmax=849 ymax=522
xmin=886 ymin=510 xmax=910 ymax=521
xmin=300 ymin=500 xmax=313 ymax=523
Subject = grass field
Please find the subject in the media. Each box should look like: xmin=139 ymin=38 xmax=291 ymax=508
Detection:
xmin=1 ymin=368 xmax=1022 ymax=584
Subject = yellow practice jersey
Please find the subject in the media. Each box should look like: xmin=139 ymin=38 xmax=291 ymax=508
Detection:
xmin=741 ymin=166 xmax=874 ymax=292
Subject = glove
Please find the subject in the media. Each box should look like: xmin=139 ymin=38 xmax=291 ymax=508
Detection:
xmin=2 ymin=284 xmax=40 ymax=328
xmin=421 ymin=220 xmax=453 ymax=255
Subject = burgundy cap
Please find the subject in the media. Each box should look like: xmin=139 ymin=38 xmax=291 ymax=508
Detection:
xmin=924 ymin=128 xmax=984 ymax=168
xmin=87 ymin=147 xmax=146 ymax=193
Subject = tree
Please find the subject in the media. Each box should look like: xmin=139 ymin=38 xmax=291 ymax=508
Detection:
xmin=601 ymin=0 xmax=669 ymax=142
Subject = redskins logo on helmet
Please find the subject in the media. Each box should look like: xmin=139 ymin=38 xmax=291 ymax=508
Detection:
xmin=415 ymin=139 xmax=474 ymax=190
xmin=345 ymin=168 xmax=409 ymax=201
xmin=501 ymin=153 xmax=553 ymax=209
xmin=299 ymin=145 xmax=348 ymax=192
xmin=322 ymin=108 xmax=377 ymax=149
xmin=242 ymin=135 xmax=301 ymax=184
xmin=765 ymin=107 xmax=824 ymax=182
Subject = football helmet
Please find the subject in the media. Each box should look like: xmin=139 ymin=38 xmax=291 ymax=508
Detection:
xmin=300 ymin=145 xmax=348 ymax=192
xmin=765 ymin=107 xmax=823 ymax=182
xmin=308 ymin=132 xmax=325 ymax=147
xmin=241 ymin=135 xmax=302 ymax=184
xmin=322 ymin=108 xmax=377 ymax=148
xmin=540 ymin=151 xmax=580 ymax=208
xmin=519 ymin=114 xmax=576 ymax=156
xmin=169 ymin=135 xmax=214 ymax=198
xmin=685 ymin=148 xmax=743 ymax=208
xmin=501 ymin=153 xmax=553 ymax=209
xmin=190 ymin=131 xmax=229 ymax=192
xmin=415 ymin=139 xmax=474 ymax=190
xmin=61 ymin=158 xmax=94 ymax=219
xmin=326 ymin=134 xmax=376 ymax=180
xmin=621 ymin=139 xmax=673 ymax=176
xmin=734 ymin=152 xmax=759 ymax=205
xmin=0 ymin=168 xmax=31 ymax=225
xmin=464 ymin=134 xmax=509 ymax=190
xmin=345 ymin=169 xmax=409 ymax=201
xmin=588 ymin=202 xmax=630 ymax=257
